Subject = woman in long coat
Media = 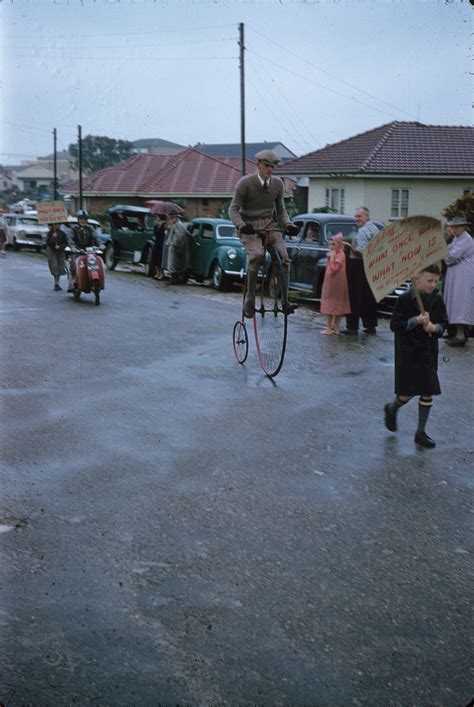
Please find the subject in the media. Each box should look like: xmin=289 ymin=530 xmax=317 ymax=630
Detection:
xmin=166 ymin=213 xmax=191 ymax=285
xmin=443 ymin=214 xmax=474 ymax=346
xmin=151 ymin=214 xmax=167 ymax=280
xmin=46 ymin=224 xmax=68 ymax=291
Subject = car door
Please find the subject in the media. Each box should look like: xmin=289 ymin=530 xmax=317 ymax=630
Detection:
xmin=286 ymin=219 xmax=305 ymax=287
xmin=293 ymin=220 xmax=327 ymax=291
xmin=191 ymin=222 xmax=215 ymax=277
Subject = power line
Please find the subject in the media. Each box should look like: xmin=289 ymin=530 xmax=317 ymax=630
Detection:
xmin=247 ymin=25 xmax=419 ymax=121
xmin=8 ymin=23 xmax=236 ymax=39
xmin=249 ymin=50 xmax=406 ymax=122
xmin=247 ymin=56 xmax=314 ymax=154
xmin=247 ymin=54 xmax=321 ymax=150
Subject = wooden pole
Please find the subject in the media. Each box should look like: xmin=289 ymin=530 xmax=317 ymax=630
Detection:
xmin=78 ymin=124 xmax=83 ymax=210
xmin=53 ymin=128 xmax=58 ymax=200
xmin=239 ymin=22 xmax=246 ymax=177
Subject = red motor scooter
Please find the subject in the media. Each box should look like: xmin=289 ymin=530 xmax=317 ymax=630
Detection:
xmin=70 ymin=247 xmax=105 ymax=305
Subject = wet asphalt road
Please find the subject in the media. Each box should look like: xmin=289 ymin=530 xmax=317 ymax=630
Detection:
xmin=1 ymin=252 xmax=472 ymax=706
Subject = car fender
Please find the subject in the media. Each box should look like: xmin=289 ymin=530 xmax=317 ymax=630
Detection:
xmin=140 ymin=239 xmax=155 ymax=263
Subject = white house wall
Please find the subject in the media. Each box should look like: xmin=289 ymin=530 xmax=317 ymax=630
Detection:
xmin=308 ymin=177 xmax=473 ymax=223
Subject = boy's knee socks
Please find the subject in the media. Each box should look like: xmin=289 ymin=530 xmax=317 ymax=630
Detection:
xmin=417 ymin=398 xmax=433 ymax=433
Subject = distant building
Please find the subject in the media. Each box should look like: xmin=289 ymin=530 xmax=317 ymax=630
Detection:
xmin=65 ymin=148 xmax=295 ymax=218
xmin=277 ymin=121 xmax=474 ymax=221
xmin=194 ymin=141 xmax=297 ymax=162
xmin=132 ymin=138 xmax=186 ymax=156
xmin=15 ymin=165 xmax=56 ymax=195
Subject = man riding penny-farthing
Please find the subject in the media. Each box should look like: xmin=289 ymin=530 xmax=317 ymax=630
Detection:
xmin=228 ymin=150 xmax=299 ymax=377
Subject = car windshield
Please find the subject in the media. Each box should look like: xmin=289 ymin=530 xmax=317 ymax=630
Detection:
xmin=216 ymin=225 xmax=237 ymax=239
xmin=324 ymin=222 xmax=356 ymax=243
xmin=18 ymin=217 xmax=37 ymax=225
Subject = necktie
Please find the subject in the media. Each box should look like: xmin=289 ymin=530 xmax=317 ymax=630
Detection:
xmin=263 ymin=181 xmax=269 ymax=191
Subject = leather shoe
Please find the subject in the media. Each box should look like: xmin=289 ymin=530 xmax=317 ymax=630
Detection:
xmin=342 ymin=329 xmax=358 ymax=336
xmin=282 ymin=302 xmax=297 ymax=315
xmin=363 ymin=327 xmax=377 ymax=335
xmin=243 ymin=299 xmax=255 ymax=318
xmin=384 ymin=403 xmax=397 ymax=432
xmin=446 ymin=337 xmax=465 ymax=347
xmin=414 ymin=431 xmax=436 ymax=448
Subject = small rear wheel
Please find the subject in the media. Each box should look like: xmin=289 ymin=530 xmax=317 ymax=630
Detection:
xmin=253 ymin=249 xmax=288 ymax=378
xmin=93 ymin=280 xmax=100 ymax=306
xmin=232 ymin=321 xmax=249 ymax=364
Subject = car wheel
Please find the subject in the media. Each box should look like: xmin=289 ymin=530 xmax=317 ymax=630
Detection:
xmin=35 ymin=246 xmax=42 ymax=253
xmin=144 ymin=249 xmax=155 ymax=278
xmin=13 ymin=238 xmax=20 ymax=251
xmin=104 ymin=242 xmax=117 ymax=270
xmin=211 ymin=261 xmax=228 ymax=290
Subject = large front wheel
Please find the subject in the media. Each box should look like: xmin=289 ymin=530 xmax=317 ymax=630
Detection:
xmin=253 ymin=250 xmax=288 ymax=378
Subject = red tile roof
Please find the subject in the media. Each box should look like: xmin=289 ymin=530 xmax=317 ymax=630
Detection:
xmin=277 ymin=122 xmax=474 ymax=176
xmin=69 ymin=148 xmax=295 ymax=196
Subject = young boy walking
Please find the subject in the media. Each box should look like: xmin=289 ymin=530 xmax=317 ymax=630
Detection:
xmin=384 ymin=265 xmax=448 ymax=448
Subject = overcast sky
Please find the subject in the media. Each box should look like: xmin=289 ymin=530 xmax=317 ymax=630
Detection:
xmin=1 ymin=0 xmax=472 ymax=165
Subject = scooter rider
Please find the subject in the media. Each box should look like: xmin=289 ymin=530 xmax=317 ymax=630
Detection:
xmin=67 ymin=209 xmax=105 ymax=291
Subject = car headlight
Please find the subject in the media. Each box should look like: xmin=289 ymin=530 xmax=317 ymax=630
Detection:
xmin=227 ymin=248 xmax=237 ymax=261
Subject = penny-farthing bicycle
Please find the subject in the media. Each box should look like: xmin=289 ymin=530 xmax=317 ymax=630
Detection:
xmin=232 ymin=228 xmax=290 ymax=378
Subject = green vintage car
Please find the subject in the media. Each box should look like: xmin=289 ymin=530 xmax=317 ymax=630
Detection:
xmin=106 ymin=205 xmax=246 ymax=289
xmin=177 ymin=217 xmax=246 ymax=290
xmin=105 ymin=205 xmax=156 ymax=273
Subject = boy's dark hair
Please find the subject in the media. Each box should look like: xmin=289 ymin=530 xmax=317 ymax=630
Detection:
xmin=421 ymin=263 xmax=441 ymax=275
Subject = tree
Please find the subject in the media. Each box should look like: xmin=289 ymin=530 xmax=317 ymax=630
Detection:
xmin=69 ymin=135 xmax=134 ymax=175
xmin=443 ymin=193 xmax=474 ymax=233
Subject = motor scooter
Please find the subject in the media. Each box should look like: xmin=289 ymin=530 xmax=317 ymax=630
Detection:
xmin=68 ymin=247 xmax=105 ymax=305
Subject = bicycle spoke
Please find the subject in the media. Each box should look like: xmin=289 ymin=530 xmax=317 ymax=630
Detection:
xmin=253 ymin=252 xmax=287 ymax=377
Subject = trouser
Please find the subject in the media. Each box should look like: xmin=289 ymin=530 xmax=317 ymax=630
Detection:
xmin=240 ymin=229 xmax=291 ymax=274
xmin=346 ymin=258 xmax=378 ymax=331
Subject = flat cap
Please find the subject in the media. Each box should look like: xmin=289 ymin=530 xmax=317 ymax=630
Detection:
xmin=255 ymin=149 xmax=281 ymax=165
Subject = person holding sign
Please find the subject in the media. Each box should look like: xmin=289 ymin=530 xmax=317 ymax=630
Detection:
xmin=46 ymin=224 xmax=68 ymax=290
xmin=344 ymin=207 xmax=383 ymax=335
xmin=384 ymin=264 xmax=448 ymax=449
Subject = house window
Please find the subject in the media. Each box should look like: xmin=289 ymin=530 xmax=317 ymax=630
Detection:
xmin=202 ymin=198 xmax=209 ymax=206
xmin=390 ymin=189 xmax=409 ymax=219
xmin=463 ymin=188 xmax=473 ymax=195
xmin=325 ymin=188 xmax=344 ymax=213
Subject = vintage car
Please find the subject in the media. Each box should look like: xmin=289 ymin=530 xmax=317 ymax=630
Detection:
xmin=177 ymin=217 xmax=246 ymax=290
xmin=3 ymin=212 xmax=49 ymax=251
xmin=286 ymin=213 xmax=405 ymax=315
xmin=105 ymin=205 xmax=155 ymax=272
xmin=286 ymin=213 xmax=359 ymax=297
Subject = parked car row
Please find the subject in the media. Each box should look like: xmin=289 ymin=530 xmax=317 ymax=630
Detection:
xmin=104 ymin=205 xmax=246 ymax=290
xmin=5 ymin=202 xmax=408 ymax=314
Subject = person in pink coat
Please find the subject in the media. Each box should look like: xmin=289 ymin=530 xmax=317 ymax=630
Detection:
xmin=320 ymin=233 xmax=351 ymax=335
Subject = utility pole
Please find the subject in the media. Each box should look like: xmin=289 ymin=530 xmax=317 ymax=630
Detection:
xmin=53 ymin=128 xmax=58 ymax=200
xmin=78 ymin=124 xmax=83 ymax=210
xmin=239 ymin=22 xmax=246 ymax=176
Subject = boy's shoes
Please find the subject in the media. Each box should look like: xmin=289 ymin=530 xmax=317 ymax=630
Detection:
xmin=414 ymin=431 xmax=436 ymax=448
xmin=54 ymin=284 xmax=61 ymax=291
xmin=384 ymin=403 xmax=397 ymax=432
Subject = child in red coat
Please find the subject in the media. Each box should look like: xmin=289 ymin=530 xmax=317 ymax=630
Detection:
xmin=320 ymin=233 xmax=351 ymax=335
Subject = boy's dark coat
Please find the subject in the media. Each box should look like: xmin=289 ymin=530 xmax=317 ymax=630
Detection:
xmin=390 ymin=290 xmax=448 ymax=396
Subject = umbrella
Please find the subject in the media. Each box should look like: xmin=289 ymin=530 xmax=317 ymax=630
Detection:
xmin=145 ymin=200 xmax=184 ymax=216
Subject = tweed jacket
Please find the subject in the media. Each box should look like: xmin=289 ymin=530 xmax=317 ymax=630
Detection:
xmin=228 ymin=174 xmax=291 ymax=231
